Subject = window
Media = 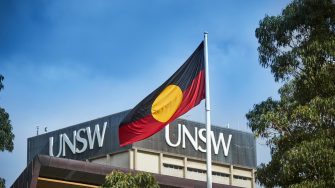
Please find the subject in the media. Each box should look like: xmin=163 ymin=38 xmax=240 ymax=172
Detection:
xmin=212 ymin=171 xmax=229 ymax=177
xmin=187 ymin=167 xmax=206 ymax=174
xmin=163 ymin=163 xmax=183 ymax=170
xmin=187 ymin=167 xmax=230 ymax=177
xmin=233 ymin=175 xmax=251 ymax=180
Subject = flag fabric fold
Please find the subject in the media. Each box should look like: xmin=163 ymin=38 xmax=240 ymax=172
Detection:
xmin=119 ymin=42 xmax=205 ymax=146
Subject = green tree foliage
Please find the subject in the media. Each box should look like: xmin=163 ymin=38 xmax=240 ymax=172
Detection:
xmin=0 ymin=75 xmax=14 ymax=188
xmin=247 ymin=0 xmax=335 ymax=187
xmin=0 ymin=75 xmax=14 ymax=152
xmin=0 ymin=178 xmax=5 ymax=188
xmin=101 ymin=170 xmax=159 ymax=188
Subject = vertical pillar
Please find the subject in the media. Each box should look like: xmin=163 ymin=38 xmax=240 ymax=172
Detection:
xmin=134 ymin=148 xmax=138 ymax=170
xmin=229 ymin=165 xmax=233 ymax=185
xmin=252 ymin=169 xmax=256 ymax=188
xmin=106 ymin=154 xmax=110 ymax=165
xmin=183 ymin=157 xmax=187 ymax=178
xmin=159 ymin=153 xmax=163 ymax=174
xmin=129 ymin=149 xmax=134 ymax=169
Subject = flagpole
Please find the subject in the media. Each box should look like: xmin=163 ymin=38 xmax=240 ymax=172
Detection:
xmin=204 ymin=32 xmax=212 ymax=188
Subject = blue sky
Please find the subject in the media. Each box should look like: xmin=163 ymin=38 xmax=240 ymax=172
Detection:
xmin=0 ymin=0 xmax=290 ymax=186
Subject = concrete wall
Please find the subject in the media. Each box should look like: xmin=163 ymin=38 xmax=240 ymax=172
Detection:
xmin=93 ymin=148 xmax=255 ymax=188
xmin=136 ymin=150 xmax=159 ymax=173
xmin=109 ymin=152 xmax=130 ymax=168
xmin=90 ymin=156 xmax=107 ymax=165
xmin=162 ymin=155 xmax=184 ymax=178
xmin=91 ymin=151 xmax=130 ymax=169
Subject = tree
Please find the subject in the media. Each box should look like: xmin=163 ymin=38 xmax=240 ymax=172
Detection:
xmin=101 ymin=170 xmax=159 ymax=188
xmin=0 ymin=75 xmax=15 ymax=188
xmin=247 ymin=0 xmax=335 ymax=187
xmin=0 ymin=75 xmax=14 ymax=152
xmin=0 ymin=178 xmax=4 ymax=188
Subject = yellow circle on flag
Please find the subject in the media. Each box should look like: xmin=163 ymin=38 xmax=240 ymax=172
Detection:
xmin=151 ymin=85 xmax=183 ymax=123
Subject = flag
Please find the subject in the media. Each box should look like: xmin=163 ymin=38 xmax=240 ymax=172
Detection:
xmin=119 ymin=42 xmax=205 ymax=146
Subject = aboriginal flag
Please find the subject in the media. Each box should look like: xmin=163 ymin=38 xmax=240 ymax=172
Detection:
xmin=119 ymin=42 xmax=205 ymax=146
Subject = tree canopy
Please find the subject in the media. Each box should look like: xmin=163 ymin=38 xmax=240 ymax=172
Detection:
xmin=0 ymin=178 xmax=4 ymax=188
xmin=0 ymin=75 xmax=15 ymax=188
xmin=0 ymin=75 xmax=14 ymax=152
xmin=101 ymin=170 xmax=159 ymax=188
xmin=247 ymin=0 xmax=335 ymax=187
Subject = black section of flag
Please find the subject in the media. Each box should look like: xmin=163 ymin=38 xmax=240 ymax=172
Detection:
xmin=120 ymin=42 xmax=205 ymax=126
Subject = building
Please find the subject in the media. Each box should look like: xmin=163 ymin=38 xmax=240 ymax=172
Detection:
xmin=12 ymin=111 xmax=256 ymax=188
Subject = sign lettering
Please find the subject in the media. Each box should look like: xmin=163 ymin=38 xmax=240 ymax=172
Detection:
xmin=49 ymin=122 xmax=107 ymax=157
xmin=165 ymin=123 xmax=232 ymax=156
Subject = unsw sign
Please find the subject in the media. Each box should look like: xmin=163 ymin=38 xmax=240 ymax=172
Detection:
xmin=49 ymin=122 xmax=107 ymax=157
xmin=48 ymin=122 xmax=232 ymax=157
xmin=165 ymin=124 xmax=232 ymax=156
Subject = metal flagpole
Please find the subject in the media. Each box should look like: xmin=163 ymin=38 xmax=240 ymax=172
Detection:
xmin=204 ymin=32 xmax=212 ymax=188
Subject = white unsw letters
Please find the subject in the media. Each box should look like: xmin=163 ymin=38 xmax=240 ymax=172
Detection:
xmin=49 ymin=122 xmax=107 ymax=157
xmin=165 ymin=123 xmax=232 ymax=156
